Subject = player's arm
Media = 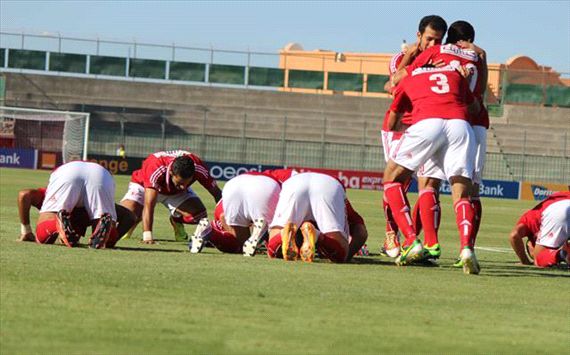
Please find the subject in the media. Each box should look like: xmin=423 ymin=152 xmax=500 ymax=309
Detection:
xmin=509 ymin=223 xmax=533 ymax=265
xmin=458 ymin=41 xmax=488 ymax=96
xmin=17 ymin=189 xmax=43 ymax=241
xmin=193 ymin=157 xmax=222 ymax=202
xmin=142 ymin=188 xmax=159 ymax=244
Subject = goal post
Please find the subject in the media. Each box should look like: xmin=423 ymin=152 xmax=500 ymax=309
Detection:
xmin=0 ymin=106 xmax=90 ymax=163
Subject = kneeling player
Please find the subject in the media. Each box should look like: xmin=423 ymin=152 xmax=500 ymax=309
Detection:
xmin=509 ymin=192 xmax=569 ymax=267
xmin=120 ymin=150 xmax=221 ymax=244
xmin=267 ymin=172 xmax=367 ymax=263
xmin=18 ymin=187 xmax=135 ymax=248
xmin=34 ymin=161 xmax=119 ymax=248
xmin=189 ymin=172 xmax=281 ymax=255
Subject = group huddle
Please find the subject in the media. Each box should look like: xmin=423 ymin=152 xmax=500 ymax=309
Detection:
xmin=16 ymin=15 xmax=569 ymax=272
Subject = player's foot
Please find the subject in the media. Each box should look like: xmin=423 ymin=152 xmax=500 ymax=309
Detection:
xmin=89 ymin=213 xmax=112 ymax=249
xmin=395 ymin=239 xmax=426 ymax=266
xmin=460 ymin=247 xmax=481 ymax=275
xmin=57 ymin=210 xmax=80 ymax=247
xmin=189 ymin=218 xmax=211 ymax=254
xmin=453 ymin=258 xmax=464 ymax=268
xmin=243 ymin=218 xmax=267 ymax=257
xmin=424 ymin=243 xmax=441 ymax=259
xmin=170 ymin=216 xmax=188 ymax=242
xmin=381 ymin=231 xmax=401 ymax=258
xmin=356 ymin=243 xmax=370 ymax=256
xmin=281 ymin=222 xmax=299 ymax=261
xmin=299 ymin=222 xmax=317 ymax=262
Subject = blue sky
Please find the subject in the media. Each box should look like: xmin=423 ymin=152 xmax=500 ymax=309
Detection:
xmin=1 ymin=1 xmax=569 ymax=73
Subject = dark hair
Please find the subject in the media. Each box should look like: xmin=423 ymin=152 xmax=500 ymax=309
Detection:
xmin=418 ymin=15 xmax=447 ymax=34
xmin=172 ymin=156 xmax=195 ymax=179
xmin=446 ymin=20 xmax=475 ymax=44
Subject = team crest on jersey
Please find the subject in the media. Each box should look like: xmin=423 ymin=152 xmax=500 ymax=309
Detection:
xmin=440 ymin=44 xmax=478 ymax=61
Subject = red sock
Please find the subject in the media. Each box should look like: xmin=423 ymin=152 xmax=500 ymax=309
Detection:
xmin=454 ymin=198 xmax=475 ymax=250
xmin=209 ymin=223 xmax=241 ymax=253
xmin=316 ymin=235 xmax=348 ymax=263
xmin=35 ymin=219 xmax=59 ymax=244
xmin=383 ymin=198 xmax=399 ymax=234
xmin=411 ymin=200 xmax=422 ymax=236
xmin=472 ymin=198 xmax=482 ymax=245
xmin=172 ymin=210 xmax=208 ymax=225
xmin=418 ymin=188 xmax=440 ymax=247
xmin=534 ymin=248 xmax=560 ymax=268
xmin=267 ymin=234 xmax=282 ymax=258
xmin=383 ymin=182 xmax=416 ymax=246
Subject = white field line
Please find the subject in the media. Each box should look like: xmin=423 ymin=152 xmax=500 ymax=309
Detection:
xmin=475 ymin=246 xmax=513 ymax=253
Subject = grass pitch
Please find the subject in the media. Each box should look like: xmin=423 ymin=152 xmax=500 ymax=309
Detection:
xmin=0 ymin=167 xmax=568 ymax=354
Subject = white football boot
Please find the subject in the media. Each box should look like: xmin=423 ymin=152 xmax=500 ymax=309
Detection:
xmin=243 ymin=218 xmax=267 ymax=257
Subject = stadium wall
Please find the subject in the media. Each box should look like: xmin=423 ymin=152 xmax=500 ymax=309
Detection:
xmin=2 ymin=72 xmax=569 ymax=185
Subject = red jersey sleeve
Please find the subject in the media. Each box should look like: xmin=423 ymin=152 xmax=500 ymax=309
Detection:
xmin=389 ymin=81 xmax=412 ymax=114
xmin=405 ymin=46 xmax=438 ymax=74
xmin=189 ymin=154 xmax=220 ymax=197
xmin=517 ymin=210 xmax=541 ymax=238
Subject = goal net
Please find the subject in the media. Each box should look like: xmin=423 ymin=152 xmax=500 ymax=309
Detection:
xmin=0 ymin=106 xmax=90 ymax=163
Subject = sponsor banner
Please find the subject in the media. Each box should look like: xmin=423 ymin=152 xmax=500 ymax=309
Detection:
xmin=290 ymin=166 xmax=384 ymax=190
xmin=520 ymin=182 xmax=569 ymax=201
xmin=87 ymin=154 xmax=143 ymax=175
xmin=0 ymin=147 xmax=37 ymax=169
xmin=206 ymin=161 xmax=282 ymax=181
xmin=39 ymin=151 xmax=63 ymax=170
xmin=409 ymin=178 xmax=520 ymax=199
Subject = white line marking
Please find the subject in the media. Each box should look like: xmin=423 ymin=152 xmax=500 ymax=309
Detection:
xmin=475 ymin=246 xmax=512 ymax=253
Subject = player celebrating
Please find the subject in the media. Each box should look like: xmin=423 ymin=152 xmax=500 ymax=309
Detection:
xmin=34 ymin=161 xmax=119 ymax=249
xmin=120 ymin=150 xmax=221 ymax=244
xmin=381 ymin=15 xmax=448 ymax=259
xmin=383 ymin=63 xmax=481 ymax=274
xmin=189 ymin=171 xmax=281 ymax=256
xmin=509 ymin=192 xmax=569 ymax=267
xmin=266 ymin=172 xmax=368 ymax=263
xmin=390 ymin=21 xmax=489 ymax=263
xmin=18 ymin=186 xmax=136 ymax=248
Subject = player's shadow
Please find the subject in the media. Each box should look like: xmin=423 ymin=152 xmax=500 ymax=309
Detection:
xmin=112 ymin=246 xmax=185 ymax=253
xmin=477 ymin=263 xmax=569 ymax=278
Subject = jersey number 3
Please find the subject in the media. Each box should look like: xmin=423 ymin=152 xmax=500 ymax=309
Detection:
xmin=429 ymin=73 xmax=450 ymax=94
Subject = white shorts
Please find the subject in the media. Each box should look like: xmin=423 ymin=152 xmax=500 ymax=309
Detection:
xmin=536 ymin=200 xmax=570 ymax=248
xmin=121 ymin=182 xmax=198 ymax=217
xmin=472 ymin=125 xmax=487 ymax=185
xmin=392 ymin=118 xmax=475 ymax=180
xmin=222 ymin=174 xmax=281 ymax=227
xmin=270 ymin=172 xmax=349 ymax=239
xmin=381 ymin=130 xmax=402 ymax=162
xmin=40 ymin=161 xmax=117 ymax=221
xmin=417 ymin=158 xmax=446 ymax=181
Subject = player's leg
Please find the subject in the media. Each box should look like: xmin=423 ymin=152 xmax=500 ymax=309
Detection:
xmin=83 ymin=165 xmax=118 ymax=249
xmin=267 ymin=175 xmax=310 ymax=261
xmin=384 ymin=119 xmax=446 ymax=265
xmin=533 ymin=200 xmax=570 ymax=267
xmin=443 ymin=119 xmax=479 ymax=274
xmin=105 ymin=204 xmax=137 ymax=248
xmin=415 ymin=171 xmax=443 ymax=259
xmin=308 ymin=174 xmax=350 ymax=263
xmin=471 ymin=125 xmax=487 ymax=247
xmin=347 ymin=223 xmax=369 ymax=261
xmin=380 ymin=130 xmax=402 ymax=257
xmin=119 ymin=182 xmax=145 ymax=239
xmin=38 ymin=165 xmax=84 ymax=247
xmin=168 ymin=188 xmax=208 ymax=242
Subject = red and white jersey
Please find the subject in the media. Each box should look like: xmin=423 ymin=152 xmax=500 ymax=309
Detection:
xmin=261 ymin=168 xmax=298 ymax=185
xmin=384 ymin=51 xmax=413 ymax=132
xmin=390 ymin=66 xmax=474 ymax=124
xmin=407 ymin=44 xmax=489 ymax=128
xmin=132 ymin=150 xmax=218 ymax=196
xmin=518 ymin=192 xmax=570 ymax=239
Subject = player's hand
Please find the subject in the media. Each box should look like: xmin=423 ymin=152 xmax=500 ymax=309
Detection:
xmin=457 ymin=65 xmax=473 ymax=79
xmin=18 ymin=232 xmax=35 ymax=242
xmin=430 ymin=59 xmax=446 ymax=68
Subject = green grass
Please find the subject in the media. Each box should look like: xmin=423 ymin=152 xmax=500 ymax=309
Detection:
xmin=0 ymin=167 xmax=568 ymax=354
